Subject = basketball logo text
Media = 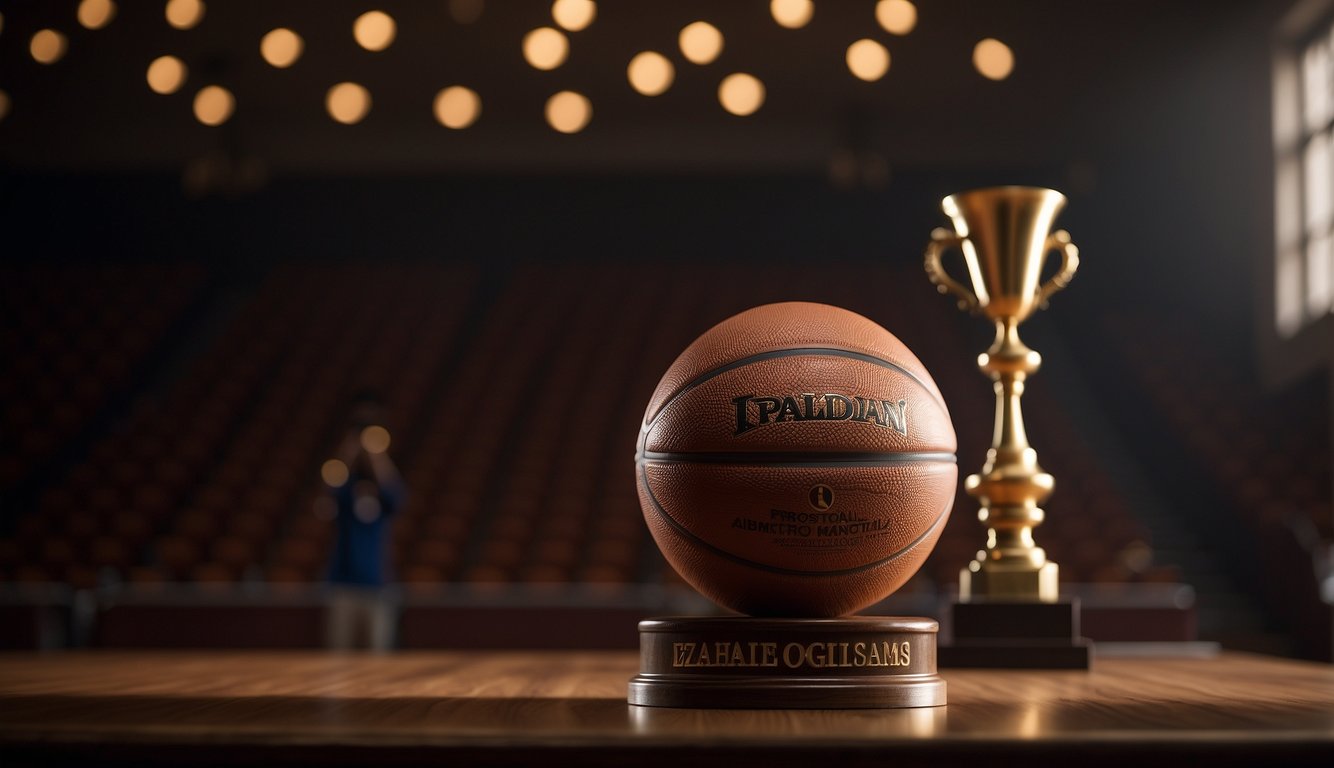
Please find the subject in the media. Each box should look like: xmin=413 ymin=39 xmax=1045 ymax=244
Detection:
xmin=732 ymin=394 xmax=907 ymax=436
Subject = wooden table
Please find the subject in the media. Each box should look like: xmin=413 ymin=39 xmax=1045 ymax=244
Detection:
xmin=2 ymin=651 xmax=1332 ymax=766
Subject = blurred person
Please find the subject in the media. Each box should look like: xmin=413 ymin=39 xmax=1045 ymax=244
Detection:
xmin=322 ymin=392 xmax=405 ymax=651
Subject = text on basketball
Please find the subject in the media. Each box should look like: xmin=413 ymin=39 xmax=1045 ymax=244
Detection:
xmin=732 ymin=394 xmax=908 ymax=436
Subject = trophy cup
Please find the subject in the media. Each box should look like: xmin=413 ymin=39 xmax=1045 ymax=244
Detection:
xmin=923 ymin=186 xmax=1091 ymax=668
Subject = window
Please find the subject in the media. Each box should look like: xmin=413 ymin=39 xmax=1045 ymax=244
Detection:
xmin=1275 ymin=11 xmax=1334 ymax=337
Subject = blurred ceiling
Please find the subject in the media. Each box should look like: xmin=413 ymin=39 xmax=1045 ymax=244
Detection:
xmin=0 ymin=0 xmax=1274 ymax=174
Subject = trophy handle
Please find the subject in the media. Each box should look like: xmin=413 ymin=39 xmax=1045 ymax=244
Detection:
xmin=924 ymin=228 xmax=978 ymax=313
xmin=1036 ymin=230 xmax=1080 ymax=309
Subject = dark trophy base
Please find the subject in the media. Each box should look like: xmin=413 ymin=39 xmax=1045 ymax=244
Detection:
xmin=629 ymin=616 xmax=945 ymax=709
xmin=939 ymin=599 xmax=1092 ymax=669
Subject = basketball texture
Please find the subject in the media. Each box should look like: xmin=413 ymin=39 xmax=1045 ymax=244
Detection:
xmin=636 ymin=302 xmax=957 ymax=617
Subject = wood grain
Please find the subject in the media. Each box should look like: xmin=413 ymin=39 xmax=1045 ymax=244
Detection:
xmin=1 ymin=651 xmax=1332 ymax=766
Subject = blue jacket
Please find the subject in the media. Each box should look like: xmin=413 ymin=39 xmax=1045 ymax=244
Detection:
xmin=327 ymin=474 xmax=405 ymax=586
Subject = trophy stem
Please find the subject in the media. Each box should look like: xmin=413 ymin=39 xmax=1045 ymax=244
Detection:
xmin=989 ymin=319 xmax=1034 ymax=455
xmin=960 ymin=319 xmax=1058 ymax=602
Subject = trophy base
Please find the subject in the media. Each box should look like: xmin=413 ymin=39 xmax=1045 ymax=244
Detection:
xmin=939 ymin=598 xmax=1092 ymax=669
xmin=960 ymin=560 xmax=1060 ymax=602
xmin=628 ymin=616 xmax=945 ymax=709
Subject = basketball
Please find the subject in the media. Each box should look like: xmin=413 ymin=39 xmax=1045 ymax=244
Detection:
xmin=636 ymin=302 xmax=958 ymax=617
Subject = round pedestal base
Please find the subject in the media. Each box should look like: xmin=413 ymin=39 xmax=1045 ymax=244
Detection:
xmin=628 ymin=616 xmax=945 ymax=709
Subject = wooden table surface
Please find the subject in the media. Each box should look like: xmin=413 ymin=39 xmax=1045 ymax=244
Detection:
xmin=2 ymin=651 xmax=1332 ymax=766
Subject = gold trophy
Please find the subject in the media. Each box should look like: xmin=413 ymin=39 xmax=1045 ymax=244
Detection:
xmin=924 ymin=186 xmax=1090 ymax=668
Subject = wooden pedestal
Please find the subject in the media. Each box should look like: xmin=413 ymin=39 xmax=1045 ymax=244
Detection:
xmin=628 ymin=616 xmax=945 ymax=709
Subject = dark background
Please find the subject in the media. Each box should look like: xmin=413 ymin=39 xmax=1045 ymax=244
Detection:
xmin=0 ymin=1 xmax=1329 ymax=658
xmin=0 ymin=0 xmax=1275 ymax=330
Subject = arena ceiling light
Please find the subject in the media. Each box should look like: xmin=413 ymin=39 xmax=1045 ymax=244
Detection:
xmin=551 ymin=0 xmax=596 ymax=32
xmin=30 ymin=29 xmax=68 ymax=65
xmin=973 ymin=38 xmax=1014 ymax=80
xmin=846 ymin=39 xmax=890 ymax=82
xmin=627 ymin=52 xmax=674 ymax=96
xmin=327 ymin=82 xmax=371 ymax=124
xmin=546 ymin=90 xmax=591 ymax=133
xmin=876 ymin=0 xmax=916 ymax=35
xmin=523 ymin=27 xmax=568 ymax=70
xmin=147 ymin=55 xmax=187 ymax=94
xmin=260 ymin=28 xmax=303 ymax=68
xmin=165 ymin=0 xmax=205 ymax=31
xmin=193 ymin=85 xmax=234 ymax=126
xmin=353 ymin=11 xmax=396 ymax=52
xmin=770 ymin=0 xmax=813 ymax=30
xmin=434 ymin=86 xmax=481 ymax=129
xmin=78 ymin=0 xmax=117 ymax=31
xmin=718 ymin=73 xmax=764 ymax=116
xmin=679 ymin=21 xmax=723 ymax=65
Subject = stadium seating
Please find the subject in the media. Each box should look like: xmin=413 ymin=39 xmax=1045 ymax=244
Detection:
xmin=2 ymin=260 xmax=1294 ymax=599
xmin=0 ymin=263 xmax=203 ymax=491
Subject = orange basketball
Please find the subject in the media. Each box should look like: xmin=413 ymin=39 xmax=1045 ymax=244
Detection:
xmin=636 ymin=302 xmax=957 ymax=617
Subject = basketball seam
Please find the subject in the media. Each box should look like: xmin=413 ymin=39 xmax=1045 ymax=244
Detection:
xmin=643 ymin=347 xmax=949 ymax=430
xmin=637 ymin=462 xmax=952 ymax=579
xmin=639 ymin=450 xmax=956 ymax=465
